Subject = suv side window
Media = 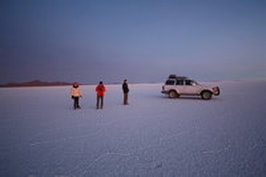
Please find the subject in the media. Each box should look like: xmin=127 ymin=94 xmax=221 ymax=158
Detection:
xmin=165 ymin=80 xmax=175 ymax=85
xmin=176 ymin=80 xmax=184 ymax=85
xmin=185 ymin=80 xmax=197 ymax=86
xmin=185 ymin=80 xmax=193 ymax=85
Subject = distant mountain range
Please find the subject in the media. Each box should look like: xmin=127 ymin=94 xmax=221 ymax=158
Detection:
xmin=0 ymin=80 xmax=74 ymax=87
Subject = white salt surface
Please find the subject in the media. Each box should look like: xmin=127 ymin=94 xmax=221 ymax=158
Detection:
xmin=0 ymin=80 xmax=266 ymax=177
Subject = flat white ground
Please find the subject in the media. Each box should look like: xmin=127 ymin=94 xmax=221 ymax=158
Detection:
xmin=0 ymin=81 xmax=266 ymax=177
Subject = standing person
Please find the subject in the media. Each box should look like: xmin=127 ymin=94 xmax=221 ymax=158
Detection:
xmin=122 ymin=79 xmax=129 ymax=105
xmin=95 ymin=81 xmax=106 ymax=109
xmin=71 ymin=82 xmax=82 ymax=110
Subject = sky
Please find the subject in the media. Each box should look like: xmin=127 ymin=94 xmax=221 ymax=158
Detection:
xmin=0 ymin=0 xmax=265 ymax=84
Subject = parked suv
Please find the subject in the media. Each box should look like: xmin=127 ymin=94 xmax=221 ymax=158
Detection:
xmin=161 ymin=75 xmax=220 ymax=100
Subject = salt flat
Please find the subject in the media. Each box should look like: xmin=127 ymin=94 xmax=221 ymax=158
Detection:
xmin=0 ymin=80 xmax=266 ymax=177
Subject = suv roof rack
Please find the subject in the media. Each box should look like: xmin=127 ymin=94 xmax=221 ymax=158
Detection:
xmin=168 ymin=75 xmax=187 ymax=79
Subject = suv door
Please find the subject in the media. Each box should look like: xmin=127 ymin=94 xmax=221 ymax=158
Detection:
xmin=181 ymin=79 xmax=199 ymax=95
xmin=174 ymin=79 xmax=184 ymax=94
xmin=164 ymin=79 xmax=176 ymax=91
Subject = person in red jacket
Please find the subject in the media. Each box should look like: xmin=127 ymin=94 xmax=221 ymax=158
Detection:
xmin=95 ymin=81 xmax=106 ymax=109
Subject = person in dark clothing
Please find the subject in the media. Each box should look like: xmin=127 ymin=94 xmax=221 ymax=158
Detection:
xmin=122 ymin=79 xmax=129 ymax=105
xmin=95 ymin=81 xmax=106 ymax=109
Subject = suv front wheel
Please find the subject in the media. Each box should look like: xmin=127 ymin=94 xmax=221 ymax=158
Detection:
xmin=201 ymin=91 xmax=212 ymax=100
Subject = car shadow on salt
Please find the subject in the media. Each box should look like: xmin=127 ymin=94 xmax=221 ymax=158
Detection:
xmin=158 ymin=95 xmax=222 ymax=102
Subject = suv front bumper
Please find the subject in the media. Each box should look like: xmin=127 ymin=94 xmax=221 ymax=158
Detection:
xmin=212 ymin=87 xmax=220 ymax=96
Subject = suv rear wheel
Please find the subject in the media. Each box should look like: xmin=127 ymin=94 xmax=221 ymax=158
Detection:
xmin=201 ymin=91 xmax=212 ymax=100
xmin=169 ymin=90 xmax=178 ymax=98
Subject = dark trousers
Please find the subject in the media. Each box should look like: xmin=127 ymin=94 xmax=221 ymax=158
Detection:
xmin=96 ymin=96 xmax=104 ymax=109
xmin=73 ymin=97 xmax=80 ymax=109
xmin=123 ymin=93 xmax=128 ymax=105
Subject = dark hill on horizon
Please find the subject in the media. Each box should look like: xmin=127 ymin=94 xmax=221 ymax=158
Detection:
xmin=0 ymin=80 xmax=74 ymax=87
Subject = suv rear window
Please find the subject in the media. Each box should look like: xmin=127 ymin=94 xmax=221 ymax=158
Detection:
xmin=165 ymin=80 xmax=175 ymax=85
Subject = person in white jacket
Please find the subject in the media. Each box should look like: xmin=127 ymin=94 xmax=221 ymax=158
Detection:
xmin=71 ymin=82 xmax=82 ymax=109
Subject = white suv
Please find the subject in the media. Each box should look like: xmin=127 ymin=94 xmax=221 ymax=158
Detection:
xmin=161 ymin=75 xmax=220 ymax=100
